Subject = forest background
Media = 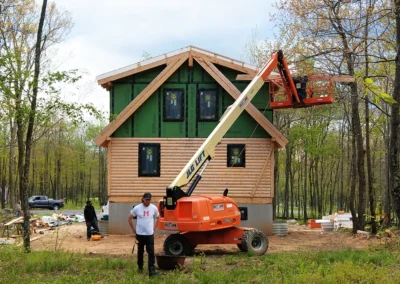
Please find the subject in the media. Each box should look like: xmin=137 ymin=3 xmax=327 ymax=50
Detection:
xmin=1 ymin=0 xmax=400 ymax=252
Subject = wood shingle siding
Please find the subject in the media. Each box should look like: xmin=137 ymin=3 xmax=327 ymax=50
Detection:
xmin=108 ymin=138 xmax=274 ymax=203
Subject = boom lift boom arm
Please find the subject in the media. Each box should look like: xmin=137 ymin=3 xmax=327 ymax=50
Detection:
xmin=165 ymin=51 xmax=299 ymax=205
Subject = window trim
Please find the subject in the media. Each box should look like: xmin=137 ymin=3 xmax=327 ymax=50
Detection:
xmin=138 ymin=143 xmax=161 ymax=177
xmin=163 ymin=88 xmax=184 ymax=122
xmin=197 ymin=88 xmax=218 ymax=122
xmin=227 ymin=144 xmax=246 ymax=167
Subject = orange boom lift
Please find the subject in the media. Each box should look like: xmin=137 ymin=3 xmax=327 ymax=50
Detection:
xmin=157 ymin=50 xmax=334 ymax=256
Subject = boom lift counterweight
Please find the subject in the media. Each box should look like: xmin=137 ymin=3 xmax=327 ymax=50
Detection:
xmin=158 ymin=50 xmax=334 ymax=256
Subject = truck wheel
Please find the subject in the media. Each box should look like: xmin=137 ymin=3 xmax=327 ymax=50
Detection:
xmin=53 ymin=205 xmax=60 ymax=211
xmin=240 ymin=229 xmax=268 ymax=256
xmin=236 ymin=244 xmax=245 ymax=252
xmin=163 ymin=234 xmax=190 ymax=256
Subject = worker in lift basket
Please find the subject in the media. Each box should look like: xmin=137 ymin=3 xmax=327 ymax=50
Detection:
xmin=128 ymin=192 xmax=160 ymax=277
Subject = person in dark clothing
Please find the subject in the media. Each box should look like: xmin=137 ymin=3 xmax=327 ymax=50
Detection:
xmin=84 ymin=200 xmax=99 ymax=241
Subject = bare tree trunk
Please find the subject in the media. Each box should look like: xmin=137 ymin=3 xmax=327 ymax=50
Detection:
xmin=283 ymin=146 xmax=291 ymax=219
xmin=364 ymin=0 xmax=377 ymax=234
xmin=1 ymin=157 xmax=6 ymax=209
xmin=303 ymin=151 xmax=308 ymax=223
xmin=274 ymin=150 xmax=279 ymax=219
xmin=289 ymin=164 xmax=295 ymax=219
xmin=331 ymin=1 xmax=366 ymax=231
xmin=19 ymin=0 xmax=48 ymax=252
xmin=8 ymin=119 xmax=17 ymax=208
xmin=349 ymin=132 xmax=358 ymax=234
xmin=390 ymin=0 xmax=400 ymax=225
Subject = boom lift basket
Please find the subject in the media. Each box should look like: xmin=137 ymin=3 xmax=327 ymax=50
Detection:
xmin=269 ymin=73 xmax=334 ymax=109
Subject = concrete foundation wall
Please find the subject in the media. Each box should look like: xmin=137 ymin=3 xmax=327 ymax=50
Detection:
xmin=109 ymin=202 xmax=273 ymax=236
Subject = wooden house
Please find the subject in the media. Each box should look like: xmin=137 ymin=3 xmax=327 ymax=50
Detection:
xmin=94 ymin=46 xmax=288 ymax=235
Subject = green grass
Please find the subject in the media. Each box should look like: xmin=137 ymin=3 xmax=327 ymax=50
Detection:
xmin=62 ymin=202 xmax=85 ymax=210
xmin=1 ymin=241 xmax=399 ymax=284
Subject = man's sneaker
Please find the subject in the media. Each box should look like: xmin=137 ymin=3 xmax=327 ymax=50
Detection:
xmin=149 ymin=269 xmax=159 ymax=277
xmin=87 ymin=238 xmax=90 ymax=241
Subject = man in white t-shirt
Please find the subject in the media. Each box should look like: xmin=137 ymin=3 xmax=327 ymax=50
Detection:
xmin=128 ymin=192 xmax=160 ymax=277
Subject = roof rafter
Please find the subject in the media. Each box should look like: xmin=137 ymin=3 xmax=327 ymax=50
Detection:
xmin=190 ymin=49 xmax=257 ymax=76
xmin=94 ymin=53 xmax=189 ymax=147
xmin=193 ymin=56 xmax=288 ymax=148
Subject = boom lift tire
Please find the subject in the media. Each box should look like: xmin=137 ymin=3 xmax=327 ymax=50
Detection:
xmin=163 ymin=234 xmax=191 ymax=256
xmin=240 ymin=229 xmax=268 ymax=255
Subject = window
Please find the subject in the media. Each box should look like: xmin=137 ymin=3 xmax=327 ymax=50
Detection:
xmin=198 ymin=89 xmax=218 ymax=121
xmin=164 ymin=89 xmax=184 ymax=121
xmin=238 ymin=207 xmax=248 ymax=220
xmin=227 ymin=144 xmax=246 ymax=167
xmin=138 ymin=143 xmax=160 ymax=176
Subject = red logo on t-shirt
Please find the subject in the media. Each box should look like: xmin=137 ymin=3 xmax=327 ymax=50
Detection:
xmin=143 ymin=211 xmax=149 ymax=217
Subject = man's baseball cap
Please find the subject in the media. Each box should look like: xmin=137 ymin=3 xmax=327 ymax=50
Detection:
xmin=143 ymin=192 xmax=152 ymax=199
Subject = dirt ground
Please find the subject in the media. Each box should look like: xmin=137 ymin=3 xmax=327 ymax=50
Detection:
xmin=29 ymin=222 xmax=381 ymax=256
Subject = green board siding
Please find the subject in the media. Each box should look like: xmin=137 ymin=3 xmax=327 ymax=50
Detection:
xmin=112 ymin=84 xmax=132 ymax=137
xmin=187 ymin=84 xmax=197 ymax=138
xmin=135 ymin=66 xmax=164 ymax=83
xmin=111 ymin=60 xmax=273 ymax=139
xmin=223 ymin=92 xmax=270 ymax=138
xmin=133 ymin=84 xmax=158 ymax=137
xmin=192 ymin=61 xmax=203 ymax=82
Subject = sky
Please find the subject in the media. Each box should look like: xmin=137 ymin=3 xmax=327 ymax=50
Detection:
xmin=54 ymin=0 xmax=277 ymax=117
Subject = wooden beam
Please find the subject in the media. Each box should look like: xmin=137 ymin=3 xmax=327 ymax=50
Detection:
xmin=94 ymin=53 xmax=189 ymax=147
xmin=190 ymin=50 xmax=257 ymax=76
xmin=194 ymin=56 xmax=288 ymax=148
xmin=251 ymin=149 xmax=273 ymax=198
xmin=236 ymin=74 xmax=355 ymax=83
xmin=98 ymin=52 xmax=189 ymax=86
xmin=236 ymin=74 xmax=256 ymax=81
xmin=101 ymin=82 xmax=113 ymax=91
xmin=188 ymin=54 xmax=193 ymax=68
xmin=236 ymin=74 xmax=283 ymax=81
xmin=5 ymin=217 xmax=23 ymax=226
xmin=107 ymin=140 xmax=111 ymax=196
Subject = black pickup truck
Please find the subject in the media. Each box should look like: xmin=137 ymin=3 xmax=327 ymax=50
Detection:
xmin=28 ymin=195 xmax=65 ymax=210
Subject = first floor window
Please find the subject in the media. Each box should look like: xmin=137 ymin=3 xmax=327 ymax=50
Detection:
xmin=227 ymin=144 xmax=245 ymax=167
xmin=139 ymin=143 xmax=160 ymax=176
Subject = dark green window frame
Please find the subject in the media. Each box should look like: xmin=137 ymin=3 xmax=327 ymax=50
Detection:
xmin=227 ymin=144 xmax=246 ymax=167
xmin=198 ymin=89 xmax=218 ymax=121
xmin=163 ymin=89 xmax=184 ymax=121
xmin=138 ymin=143 xmax=160 ymax=177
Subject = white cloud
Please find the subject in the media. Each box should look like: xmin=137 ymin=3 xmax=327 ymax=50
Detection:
xmin=53 ymin=0 xmax=277 ymax=115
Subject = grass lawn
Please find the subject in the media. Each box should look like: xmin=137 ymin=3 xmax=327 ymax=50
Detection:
xmin=0 ymin=240 xmax=399 ymax=284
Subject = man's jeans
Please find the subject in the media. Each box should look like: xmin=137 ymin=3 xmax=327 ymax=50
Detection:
xmin=136 ymin=234 xmax=155 ymax=271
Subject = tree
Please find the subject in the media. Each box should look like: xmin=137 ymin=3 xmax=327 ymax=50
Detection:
xmin=390 ymin=0 xmax=400 ymax=224
xmin=17 ymin=0 xmax=48 ymax=252
xmin=271 ymin=0 xmax=396 ymax=232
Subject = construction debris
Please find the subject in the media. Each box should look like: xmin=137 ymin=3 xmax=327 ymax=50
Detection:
xmin=315 ymin=211 xmax=353 ymax=231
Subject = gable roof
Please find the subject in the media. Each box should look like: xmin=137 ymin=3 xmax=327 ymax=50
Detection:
xmin=96 ymin=46 xmax=259 ymax=88
xmin=94 ymin=46 xmax=288 ymax=148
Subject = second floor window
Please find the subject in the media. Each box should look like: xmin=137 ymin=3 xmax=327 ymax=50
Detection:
xmin=198 ymin=89 xmax=217 ymax=121
xmin=164 ymin=89 xmax=184 ymax=121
